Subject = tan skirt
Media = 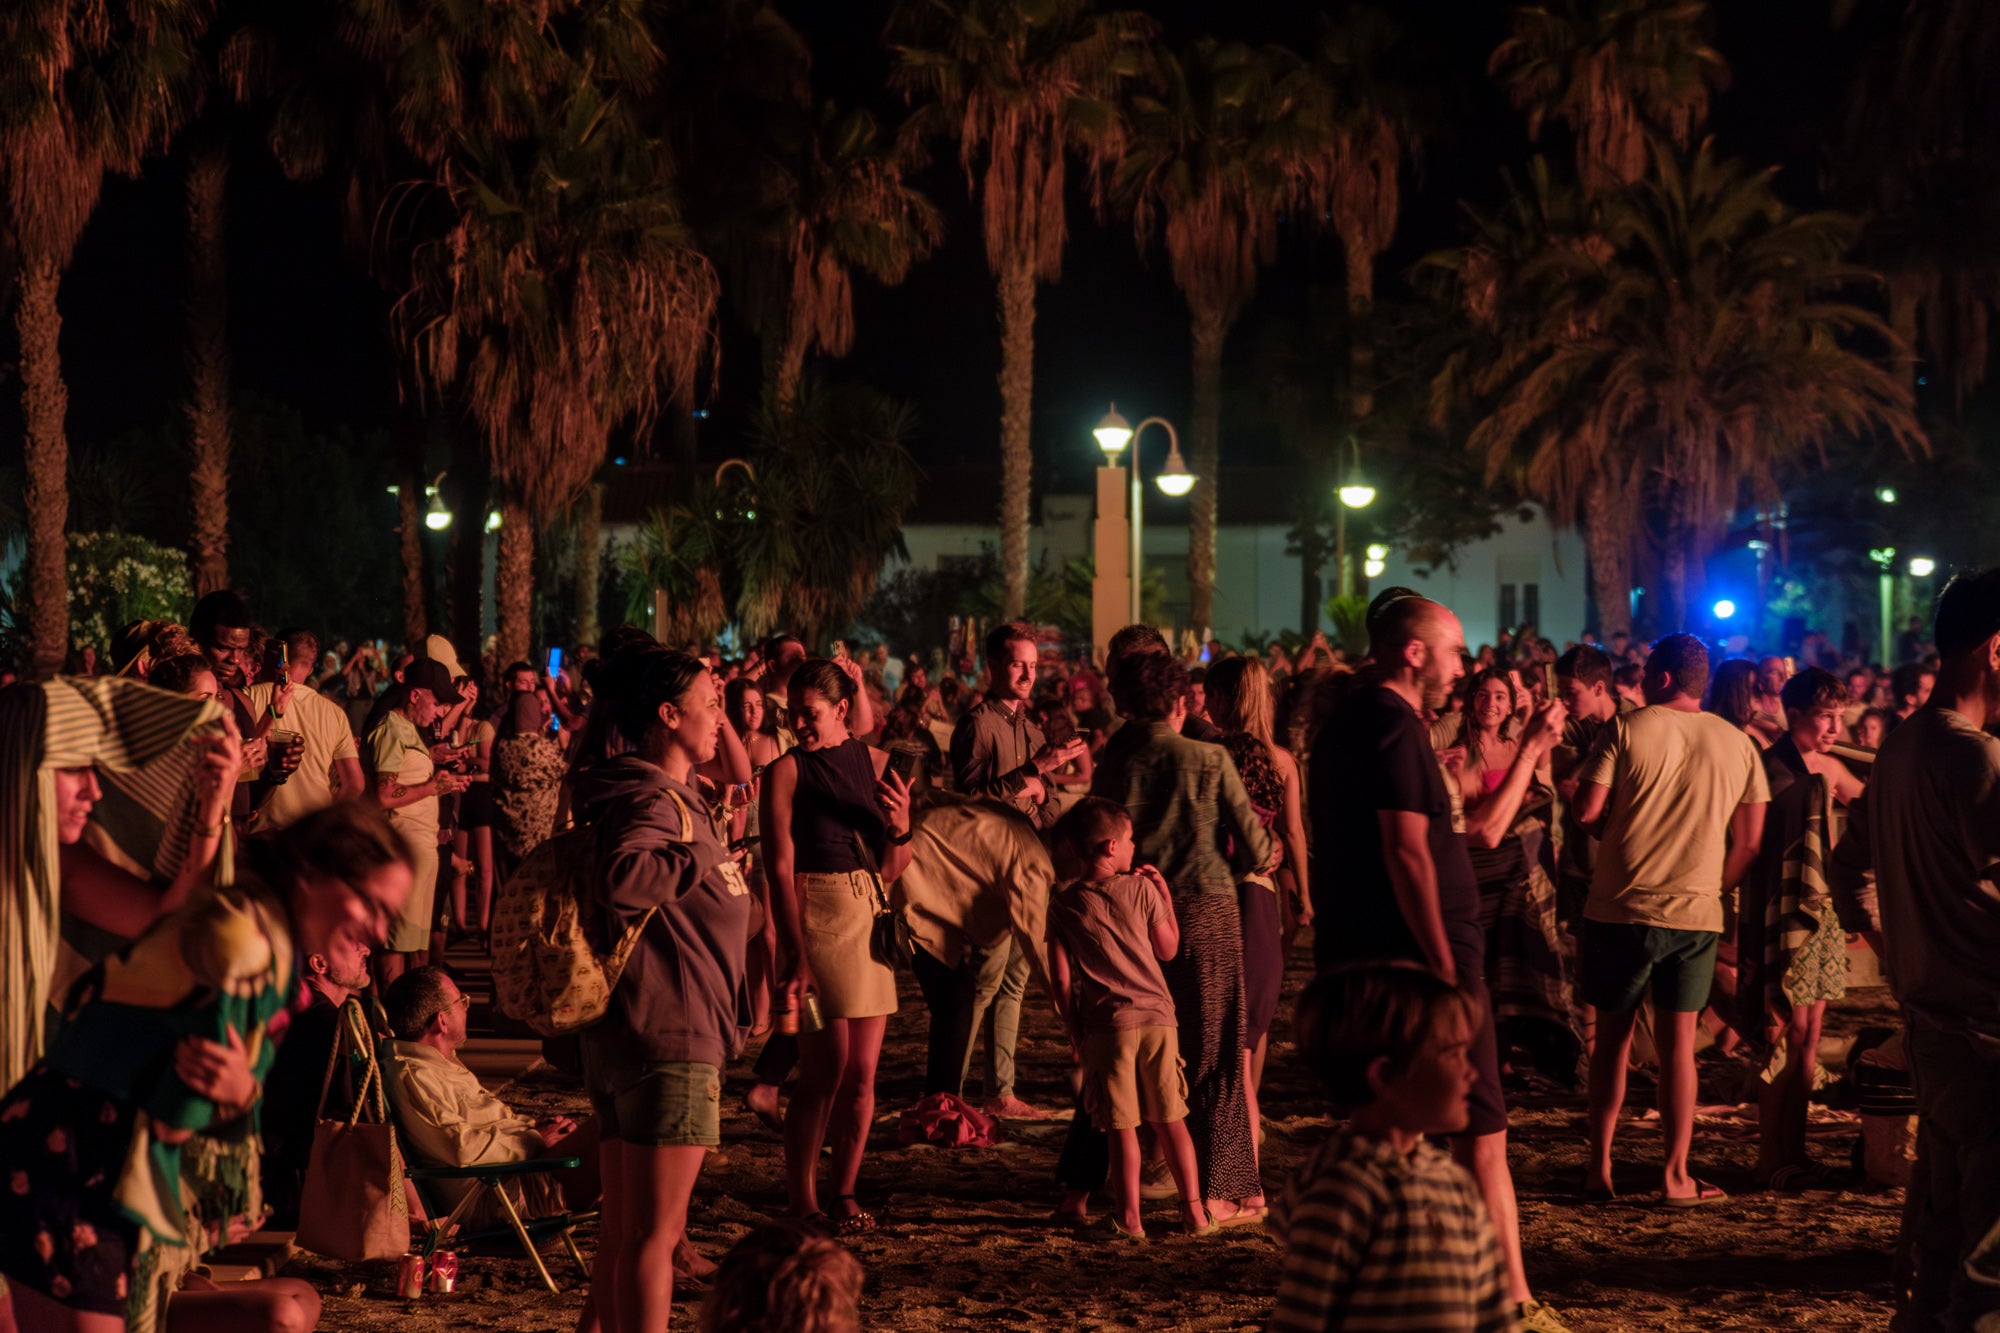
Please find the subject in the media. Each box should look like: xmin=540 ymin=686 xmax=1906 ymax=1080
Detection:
xmin=799 ymin=870 xmax=899 ymax=1020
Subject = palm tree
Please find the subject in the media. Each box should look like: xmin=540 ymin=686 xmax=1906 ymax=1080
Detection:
xmin=1115 ymin=38 xmax=1313 ymax=637
xmin=0 ymin=0 xmax=207 ymax=676
xmin=1424 ymin=157 xmax=1641 ymax=634
xmin=387 ymin=3 xmax=718 ymax=670
xmin=1832 ymin=0 xmax=2000 ymax=414
xmin=746 ymin=101 xmax=942 ymax=414
xmin=182 ymin=124 xmax=232 ymax=596
xmin=888 ymin=0 xmax=1154 ymax=619
xmin=1440 ymin=141 xmax=1925 ymax=630
xmin=1489 ymin=0 xmax=1728 ymax=197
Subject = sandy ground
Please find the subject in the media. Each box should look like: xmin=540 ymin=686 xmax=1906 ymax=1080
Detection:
xmin=293 ymin=956 xmax=1906 ymax=1332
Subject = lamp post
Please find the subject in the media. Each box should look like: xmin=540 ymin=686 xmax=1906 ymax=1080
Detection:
xmin=1870 ymin=545 xmax=1896 ymax=666
xmin=1093 ymin=405 xmax=1194 ymax=631
xmin=1333 ymin=437 xmax=1375 ymax=600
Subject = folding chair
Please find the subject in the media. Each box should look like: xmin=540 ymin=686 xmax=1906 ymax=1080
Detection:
xmin=377 ymin=1041 xmax=595 ymax=1295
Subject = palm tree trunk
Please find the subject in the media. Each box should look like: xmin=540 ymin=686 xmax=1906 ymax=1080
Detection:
xmin=995 ymin=259 xmax=1036 ymax=620
xmin=494 ymin=500 xmax=535 ymax=671
xmin=1343 ymin=231 xmax=1376 ymax=418
xmin=1582 ymin=476 xmax=1632 ymax=638
xmin=774 ymin=314 xmax=809 ymax=416
xmin=446 ymin=427 xmax=489 ymax=672
xmin=184 ymin=134 xmax=232 ymax=596
xmin=573 ymin=483 xmax=603 ymax=650
xmin=396 ymin=467 xmax=428 ymax=650
xmin=1187 ymin=307 xmax=1226 ymax=638
xmin=17 ymin=254 xmax=70 ymax=679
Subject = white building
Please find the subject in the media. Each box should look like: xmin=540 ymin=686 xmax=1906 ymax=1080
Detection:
xmin=892 ymin=463 xmax=1589 ymax=649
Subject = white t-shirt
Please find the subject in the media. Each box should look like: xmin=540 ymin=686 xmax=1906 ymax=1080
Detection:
xmin=1581 ymin=705 xmax=1770 ymax=932
xmin=245 ymin=681 xmax=360 ymax=831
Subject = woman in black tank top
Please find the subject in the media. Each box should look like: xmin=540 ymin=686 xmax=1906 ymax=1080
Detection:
xmin=763 ymin=658 xmax=914 ymax=1233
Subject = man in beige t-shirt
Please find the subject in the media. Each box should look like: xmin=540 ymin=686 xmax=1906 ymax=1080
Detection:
xmin=1573 ymin=634 xmax=1767 ymax=1206
xmin=245 ymin=628 xmax=364 ymax=832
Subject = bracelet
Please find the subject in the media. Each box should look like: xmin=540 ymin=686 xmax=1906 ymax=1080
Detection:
xmin=887 ymin=826 xmax=914 ymax=846
xmin=194 ymin=819 xmax=226 ymax=839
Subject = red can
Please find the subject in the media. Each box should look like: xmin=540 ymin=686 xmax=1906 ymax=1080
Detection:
xmin=396 ymin=1254 xmax=426 ymax=1299
xmin=427 ymin=1251 xmax=459 ymax=1295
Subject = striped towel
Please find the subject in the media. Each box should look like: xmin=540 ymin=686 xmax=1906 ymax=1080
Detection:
xmin=1 ymin=676 xmax=227 ymax=1092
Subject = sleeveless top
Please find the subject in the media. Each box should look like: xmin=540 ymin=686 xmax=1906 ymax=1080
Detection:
xmin=1223 ymin=733 xmax=1284 ymax=822
xmin=789 ymin=738 xmax=884 ymax=875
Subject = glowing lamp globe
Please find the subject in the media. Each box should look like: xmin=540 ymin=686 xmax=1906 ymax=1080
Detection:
xmin=1713 ymin=599 xmax=1737 ymax=620
xmin=1909 ymin=556 xmax=1936 ymax=577
xmin=1338 ymin=484 xmax=1376 ymax=509
xmin=1156 ymin=444 xmax=1195 ymax=497
xmin=1094 ymin=405 xmax=1134 ymax=457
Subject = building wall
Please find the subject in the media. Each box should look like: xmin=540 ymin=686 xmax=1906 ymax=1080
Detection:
xmin=886 ymin=502 xmax=1589 ymax=649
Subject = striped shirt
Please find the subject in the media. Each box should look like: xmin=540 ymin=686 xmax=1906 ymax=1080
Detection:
xmin=1269 ymin=1131 xmax=1515 ymax=1333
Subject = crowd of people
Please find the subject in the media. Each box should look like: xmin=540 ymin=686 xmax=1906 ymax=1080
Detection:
xmin=0 ymin=572 xmax=1995 ymax=1333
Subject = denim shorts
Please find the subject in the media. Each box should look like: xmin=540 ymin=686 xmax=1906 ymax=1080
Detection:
xmin=1579 ymin=920 xmax=1720 ymax=1014
xmin=582 ymin=1047 xmax=721 ymax=1148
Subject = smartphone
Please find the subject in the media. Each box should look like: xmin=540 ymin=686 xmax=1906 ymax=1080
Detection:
xmin=1542 ymin=662 xmax=1557 ymax=698
xmin=728 ymin=835 xmax=761 ymax=852
xmin=831 ymin=639 xmax=849 ymax=661
xmin=887 ymin=747 xmax=922 ymax=785
xmin=546 ymin=647 xmax=564 ymax=679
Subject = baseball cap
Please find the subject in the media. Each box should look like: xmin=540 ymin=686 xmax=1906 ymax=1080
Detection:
xmin=421 ymin=634 xmax=467 ymax=682
xmin=405 ymin=657 xmax=463 ymax=705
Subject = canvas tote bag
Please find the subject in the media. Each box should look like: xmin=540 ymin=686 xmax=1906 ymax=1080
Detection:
xmin=295 ymin=1002 xmax=410 ymax=1261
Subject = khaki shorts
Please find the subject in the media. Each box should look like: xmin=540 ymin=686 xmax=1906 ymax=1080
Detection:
xmin=1082 ymin=1025 xmax=1189 ymax=1132
xmin=582 ymin=1045 xmax=722 ymax=1148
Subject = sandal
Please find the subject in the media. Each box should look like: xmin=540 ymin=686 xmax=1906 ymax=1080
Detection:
xmin=1105 ymin=1216 xmax=1146 ymax=1242
xmin=1661 ymin=1179 xmax=1728 ymax=1208
xmin=832 ymin=1194 xmax=877 ymax=1235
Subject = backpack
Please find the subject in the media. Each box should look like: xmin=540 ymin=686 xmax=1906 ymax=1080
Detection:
xmin=490 ymin=790 xmax=694 ymax=1036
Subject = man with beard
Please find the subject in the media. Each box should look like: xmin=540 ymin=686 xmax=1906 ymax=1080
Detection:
xmin=1307 ymin=594 xmax=1571 ymax=1333
xmin=261 ymin=926 xmax=378 ymax=1227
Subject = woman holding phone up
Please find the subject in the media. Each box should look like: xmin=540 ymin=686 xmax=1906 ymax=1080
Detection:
xmin=763 ymin=658 xmax=913 ymax=1233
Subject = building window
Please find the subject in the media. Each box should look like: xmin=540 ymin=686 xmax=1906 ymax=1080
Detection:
xmin=1523 ymin=583 xmax=1540 ymax=631
xmin=1499 ymin=584 xmax=1517 ymax=632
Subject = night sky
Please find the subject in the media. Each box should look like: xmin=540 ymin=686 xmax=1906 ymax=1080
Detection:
xmin=5 ymin=1 xmax=1852 ymax=495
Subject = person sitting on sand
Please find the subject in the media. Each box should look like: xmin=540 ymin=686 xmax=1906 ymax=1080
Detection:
xmin=1270 ymin=964 xmax=1512 ymax=1333
xmin=1045 ymin=798 xmax=1210 ymax=1239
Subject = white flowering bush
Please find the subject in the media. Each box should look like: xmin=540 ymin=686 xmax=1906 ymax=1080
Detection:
xmin=64 ymin=531 xmax=192 ymax=653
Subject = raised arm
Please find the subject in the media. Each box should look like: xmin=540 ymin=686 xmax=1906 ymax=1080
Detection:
xmin=1463 ymin=701 xmax=1566 ymax=849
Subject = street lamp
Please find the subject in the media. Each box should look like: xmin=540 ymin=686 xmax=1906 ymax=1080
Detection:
xmin=1094 ymin=404 xmax=1192 ymax=626
xmin=1333 ymin=438 xmax=1375 ymax=599
xmin=1870 ymin=545 xmax=1897 ymax=665
xmin=1908 ymin=555 xmax=1936 ymax=578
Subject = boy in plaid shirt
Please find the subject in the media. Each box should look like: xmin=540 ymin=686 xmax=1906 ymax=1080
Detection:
xmin=1270 ymin=964 xmax=1515 ymax=1332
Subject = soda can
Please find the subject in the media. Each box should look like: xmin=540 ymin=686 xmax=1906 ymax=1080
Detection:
xmin=427 ymin=1251 xmax=458 ymax=1295
xmin=397 ymin=1254 xmax=426 ymax=1299
xmin=800 ymin=993 xmax=826 ymax=1034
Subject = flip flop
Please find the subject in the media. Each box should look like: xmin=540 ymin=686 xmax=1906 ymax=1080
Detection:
xmin=1105 ymin=1216 xmax=1146 ymax=1242
xmin=1661 ymin=1180 xmax=1728 ymax=1208
xmin=1208 ymin=1204 xmax=1269 ymax=1229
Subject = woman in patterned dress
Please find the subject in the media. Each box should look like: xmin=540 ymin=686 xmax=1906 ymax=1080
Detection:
xmin=1201 ymin=656 xmax=1311 ymax=1157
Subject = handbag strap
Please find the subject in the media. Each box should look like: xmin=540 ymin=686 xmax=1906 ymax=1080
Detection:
xmin=849 ymin=829 xmax=890 ymax=912
xmin=312 ymin=998 xmax=386 ymax=1127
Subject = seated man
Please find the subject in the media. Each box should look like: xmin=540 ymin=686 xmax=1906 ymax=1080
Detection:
xmin=381 ymin=965 xmax=600 ymax=1226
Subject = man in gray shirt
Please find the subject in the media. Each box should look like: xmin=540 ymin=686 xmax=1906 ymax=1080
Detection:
xmin=1832 ymin=567 xmax=2000 ymax=1332
xmin=947 ymin=620 xmax=1085 ymax=1118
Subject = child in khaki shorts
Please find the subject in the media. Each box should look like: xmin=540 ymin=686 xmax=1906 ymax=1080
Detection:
xmin=1047 ymin=798 xmax=1212 ymax=1238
